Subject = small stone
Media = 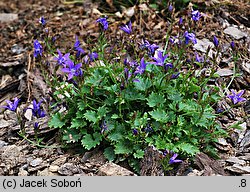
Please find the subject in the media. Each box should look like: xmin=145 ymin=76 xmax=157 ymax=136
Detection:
xmin=187 ymin=169 xmax=204 ymax=176
xmin=0 ymin=13 xmax=18 ymax=23
xmin=238 ymin=154 xmax=250 ymax=161
xmin=225 ymin=165 xmax=250 ymax=174
xmin=0 ymin=119 xmax=11 ymax=128
xmin=18 ymin=168 xmax=28 ymax=176
xmin=58 ymin=163 xmax=80 ymax=176
xmin=52 ymin=156 xmax=67 ymax=166
xmin=0 ymin=140 xmax=8 ymax=148
xmin=37 ymin=168 xmax=49 ymax=176
xmin=215 ymin=68 xmax=234 ymax=77
xmin=239 ymin=130 xmax=250 ymax=152
xmin=193 ymin=38 xmax=214 ymax=53
xmin=30 ymin=158 xmax=43 ymax=167
xmin=98 ymin=162 xmax=136 ymax=176
xmin=224 ymin=27 xmax=248 ymax=40
xmin=226 ymin=157 xmax=246 ymax=166
xmin=49 ymin=165 xmax=59 ymax=172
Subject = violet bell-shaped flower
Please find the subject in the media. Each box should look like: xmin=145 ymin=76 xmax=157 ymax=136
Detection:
xmin=191 ymin=10 xmax=202 ymax=21
xmin=74 ymin=35 xmax=85 ymax=57
xmin=88 ymin=52 xmax=98 ymax=62
xmin=61 ymin=59 xmax=82 ymax=80
xmin=227 ymin=90 xmax=246 ymax=104
xmin=33 ymin=40 xmax=43 ymax=58
xmin=141 ymin=40 xmax=159 ymax=56
xmin=2 ymin=97 xmax=20 ymax=112
xmin=27 ymin=99 xmax=46 ymax=118
xmin=213 ymin=36 xmax=219 ymax=47
xmin=120 ymin=21 xmax=132 ymax=34
xmin=169 ymin=153 xmax=182 ymax=164
xmin=184 ymin=31 xmax=197 ymax=45
xmin=150 ymin=50 xmax=168 ymax=66
xmin=39 ymin=16 xmax=46 ymax=26
xmin=96 ymin=17 xmax=108 ymax=31
xmin=54 ymin=49 xmax=70 ymax=66
xmin=134 ymin=57 xmax=147 ymax=75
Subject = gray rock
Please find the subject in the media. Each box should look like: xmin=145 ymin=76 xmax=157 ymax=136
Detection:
xmin=0 ymin=140 xmax=8 ymax=148
xmin=239 ymin=130 xmax=250 ymax=152
xmin=226 ymin=157 xmax=246 ymax=166
xmin=0 ymin=119 xmax=11 ymax=128
xmin=58 ymin=163 xmax=80 ymax=176
xmin=215 ymin=68 xmax=234 ymax=77
xmin=51 ymin=156 xmax=67 ymax=166
xmin=37 ymin=168 xmax=59 ymax=176
xmin=18 ymin=168 xmax=28 ymax=176
xmin=193 ymin=38 xmax=214 ymax=53
xmin=224 ymin=27 xmax=248 ymax=40
xmin=225 ymin=165 xmax=250 ymax=174
xmin=30 ymin=158 xmax=43 ymax=167
xmin=98 ymin=162 xmax=136 ymax=176
xmin=238 ymin=154 xmax=250 ymax=161
xmin=49 ymin=165 xmax=59 ymax=173
xmin=0 ymin=13 xmax=18 ymax=23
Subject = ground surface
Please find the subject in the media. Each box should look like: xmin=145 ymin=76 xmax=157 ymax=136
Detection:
xmin=0 ymin=0 xmax=250 ymax=176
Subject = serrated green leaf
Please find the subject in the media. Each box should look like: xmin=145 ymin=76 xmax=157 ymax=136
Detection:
xmin=77 ymin=101 xmax=85 ymax=111
xmin=104 ymin=146 xmax=115 ymax=161
xmin=70 ymin=118 xmax=87 ymax=129
xmin=48 ymin=112 xmax=66 ymax=128
xmin=84 ymin=110 xmax=98 ymax=123
xmin=147 ymin=92 xmax=166 ymax=107
xmin=97 ymin=106 xmax=107 ymax=118
xmin=177 ymin=143 xmax=199 ymax=156
xmin=133 ymin=149 xmax=144 ymax=159
xmin=111 ymin=114 xmax=119 ymax=119
xmin=149 ymin=109 xmax=168 ymax=123
xmin=114 ymin=140 xmax=133 ymax=154
xmin=134 ymin=78 xmax=151 ymax=91
xmin=81 ymin=133 xmax=102 ymax=150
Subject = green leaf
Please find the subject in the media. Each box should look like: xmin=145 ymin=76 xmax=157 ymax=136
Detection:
xmin=177 ymin=143 xmax=199 ymax=156
xmin=149 ymin=109 xmax=168 ymax=123
xmin=104 ymin=146 xmax=116 ymax=161
xmin=48 ymin=112 xmax=66 ymax=128
xmin=77 ymin=101 xmax=85 ymax=111
xmin=97 ymin=106 xmax=107 ymax=118
xmin=133 ymin=149 xmax=144 ymax=159
xmin=62 ymin=129 xmax=81 ymax=143
xmin=147 ymin=92 xmax=166 ymax=107
xmin=114 ymin=140 xmax=133 ymax=154
xmin=84 ymin=110 xmax=98 ymax=123
xmin=81 ymin=133 xmax=102 ymax=150
xmin=70 ymin=118 xmax=87 ymax=129
xmin=111 ymin=114 xmax=119 ymax=119
xmin=134 ymin=78 xmax=151 ymax=91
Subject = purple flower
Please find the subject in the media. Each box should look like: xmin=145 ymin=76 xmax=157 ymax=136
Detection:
xmin=191 ymin=10 xmax=202 ymax=21
xmin=143 ymin=124 xmax=153 ymax=133
xmin=124 ymin=58 xmax=137 ymax=68
xmin=34 ymin=40 xmax=42 ymax=58
xmin=230 ymin=41 xmax=235 ymax=50
xmin=39 ymin=16 xmax=46 ymax=26
xmin=120 ymin=21 xmax=132 ymax=34
xmin=195 ymin=52 xmax=204 ymax=63
xmin=165 ymin=63 xmax=173 ymax=71
xmin=34 ymin=122 xmax=39 ymax=130
xmin=74 ymin=35 xmax=85 ymax=57
xmin=134 ymin=57 xmax=147 ymax=75
xmin=213 ymin=36 xmax=219 ymax=47
xmin=171 ymin=72 xmax=180 ymax=79
xmin=100 ymin=120 xmax=108 ymax=134
xmin=27 ymin=99 xmax=46 ymax=118
xmin=54 ymin=49 xmax=70 ymax=66
xmin=179 ymin=17 xmax=183 ymax=25
xmin=61 ymin=59 xmax=82 ymax=80
xmin=96 ymin=17 xmax=108 ymax=31
xmin=184 ymin=31 xmax=197 ymax=45
xmin=132 ymin=128 xmax=138 ymax=135
xmin=88 ymin=52 xmax=98 ymax=62
xmin=150 ymin=50 xmax=168 ymax=66
xmin=141 ymin=40 xmax=159 ymax=56
xmin=168 ymin=5 xmax=173 ymax=12
xmin=124 ymin=67 xmax=132 ymax=82
xmin=169 ymin=153 xmax=182 ymax=164
xmin=227 ymin=90 xmax=246 ymax=104
xmin=2 ymin=97 xmax=20 ymax=112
